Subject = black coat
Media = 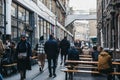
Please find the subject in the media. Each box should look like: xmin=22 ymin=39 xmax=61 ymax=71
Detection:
xmin=44 ymin=39 xmax=59 ymax=59
xmin=60 ymin=39 xmax=70 ymax=54
xmin=16 ymin=40 xmax=32 ymax=71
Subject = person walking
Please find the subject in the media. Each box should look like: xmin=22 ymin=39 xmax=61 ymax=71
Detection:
xmin=44 ymin=35 xmax=59 ymax=77
xmin=60 ymin=36 xmax=70 ymax=65
xmin=16 ymin=34 xmax=32 ymax=80
xmin=35 ymin=36 xmax=45 ymax=72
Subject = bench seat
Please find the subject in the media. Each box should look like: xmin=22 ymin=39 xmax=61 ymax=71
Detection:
xmin=61 ymin=69 xmax=120 ymax=80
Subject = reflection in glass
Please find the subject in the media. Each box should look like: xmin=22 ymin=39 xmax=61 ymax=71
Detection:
xmin=18 ymin=6 xmax=25 ymax=21
xmin=11 ymin=3 xmax=17 ymax=17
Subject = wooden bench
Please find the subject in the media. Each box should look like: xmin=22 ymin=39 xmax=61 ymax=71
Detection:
xmin=65 ymin=65 xmax=98 ymax=69
xmin=66 ymin=60 xmax=120 ymax=65
xmin=79 ymin=55 xmax=92 ymax=58
xmin=2 ymin=56 xmax=38 ymax=76
xmin=79 ymin=57 xmax=92 ymax=61
xmin=2 ymin=63 xmax=17 ymax=76
xmin=2 ymin=63 xmax=17 ymax=67
xmin=61 ymin=68 xmax=120 ymax=80
xmin=63 ymin=60 xmax=120 ymax=80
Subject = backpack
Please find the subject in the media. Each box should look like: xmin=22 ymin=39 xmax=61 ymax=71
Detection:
xmin=0 ymin=39 xmax=5 ymax=58
xmin=98 ymin=51 xmax=112 ymax=73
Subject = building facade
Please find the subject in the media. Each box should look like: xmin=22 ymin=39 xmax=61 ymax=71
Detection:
xmin=2 ymin=0 xmax=73 ymax=48
xmin=74 ymin=21 xmax=89 ymax=41
xmin=97 ymin=0 xmax=120 ymax=59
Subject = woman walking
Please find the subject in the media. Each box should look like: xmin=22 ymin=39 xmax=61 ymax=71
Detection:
xmin=16 ymin=34 xmax=32 ymax=80
xmin=35 ymin=36 xmax=45 ymax=71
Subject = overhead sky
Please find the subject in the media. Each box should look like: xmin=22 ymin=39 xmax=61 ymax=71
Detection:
xmin=69 ymin=0 xmax=96 ymax=10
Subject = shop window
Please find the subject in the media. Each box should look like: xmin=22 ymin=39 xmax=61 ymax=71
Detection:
xmin=26 ymin=11 xmax=29 ymax=24
xmin=39 ymin=18 xmax=43 ymax=36
xmin=18 ymin=6 xmax=25 ymax=21
xmin=11 ymin=27 xmax=17 ymax=42
xmin=11 ymin=17 xmax=17 ymax=27
xmin=44 ymin=20 xmax=47 ymax=40
xmin=118 ymin=15 xmax=120 ymax=48
xmin=11 ymin=3 xmax=17 ymax=17
xmin=0 ymin=0 xmax=3 ymax=27
xmin=18 ymin=21 xmax=25 ymax=34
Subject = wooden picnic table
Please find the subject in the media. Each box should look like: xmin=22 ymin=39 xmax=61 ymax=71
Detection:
xmin=79 ymin=55 xmax=92 ymax=58
xmin=66 ymin=60 xmax=120 ymax=65
xmin=79 ymin=58 xmax=92 ymax=61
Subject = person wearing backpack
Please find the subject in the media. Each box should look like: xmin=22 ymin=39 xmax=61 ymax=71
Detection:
xmin=16 ymin=34 xmax=32 ymax=80
xmin=98 ymin=48 xmax=112 ymax=80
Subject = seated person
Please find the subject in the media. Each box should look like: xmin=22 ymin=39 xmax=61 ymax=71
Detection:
xmin=66 ymin=43 xmax=79 ymax=68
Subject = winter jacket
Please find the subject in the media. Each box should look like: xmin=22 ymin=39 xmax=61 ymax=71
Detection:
xmin=44 ymin=38 xmax=59 ymax=59
xmin=60 ymin=39 xmax=70 ymax=54
xmin=68 ymin=47 xmax=79 ymax=60
xmin=98 ymin=51 xmax=112 ymax=71
xmin=92 ymin=50 xmax=99 ymax=61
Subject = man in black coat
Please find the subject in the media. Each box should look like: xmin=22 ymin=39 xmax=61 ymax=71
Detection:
xmin=44 ymin=35 xmax=59 ymax=77
xmin=60 ymin=36 xmax=70 ymax=65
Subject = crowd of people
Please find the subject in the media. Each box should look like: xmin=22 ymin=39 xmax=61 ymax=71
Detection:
xmin=0 ymin=31 xmax=115 ymax=80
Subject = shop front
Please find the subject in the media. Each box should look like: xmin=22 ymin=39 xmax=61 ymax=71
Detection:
xmin=11 ymin=2 xmax=34 ymax=44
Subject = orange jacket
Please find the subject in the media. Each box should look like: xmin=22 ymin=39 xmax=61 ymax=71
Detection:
xmin=98 ymin=51 xmax=112 ymax=71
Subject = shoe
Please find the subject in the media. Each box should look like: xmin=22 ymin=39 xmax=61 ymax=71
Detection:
xmin=49 ymin=74 xmax=52 ymax=77
xmin=39 ymin=67 xmax=42 ymax=72
xmin=53 ymin=74 xmax=56 ymax=78
xmin=60 ymin=62 xmax=62 ymax=65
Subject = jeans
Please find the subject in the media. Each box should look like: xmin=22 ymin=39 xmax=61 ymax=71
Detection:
xmin=48 ymin=58 xmax=57 ymax=75
xmin=0 ymin=74 xmax=3 ymax=80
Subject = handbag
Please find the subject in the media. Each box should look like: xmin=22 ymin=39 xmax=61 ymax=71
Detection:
xmin=18 ymin=52 xmax=27 ymax=59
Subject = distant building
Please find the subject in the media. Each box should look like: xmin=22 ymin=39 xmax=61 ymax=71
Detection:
xmin=74 ymin=21 xmax=89 ymax=41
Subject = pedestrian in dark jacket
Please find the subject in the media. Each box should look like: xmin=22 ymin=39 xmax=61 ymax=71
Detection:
xmin=60 ymin=36 xmax=70 ymax=65
xmin=44 ymin=35 xmax=59 ymax=78
xmin=68 ymin=43 xmax=79 ymax=60
xmin=16 ymin=34 xmax=32 ymax=80
xmin=91 ymin=46 xmax=99 ymax=61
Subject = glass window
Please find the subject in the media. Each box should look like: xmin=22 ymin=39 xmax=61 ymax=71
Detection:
xmin=40 ymin=18 xmax=43 ymax=36
xmin=18 ymin=6 xmax=25 ymax=21
xmin=44 ymin=20 xmax=46 ymax=40
xmin=0 ymin=0 xmax=3 ymax=14
xmin=11 ymin=17 xmax=17 ymax=27
xmin=11 ymin=3 xmax=17 ymax=17
xmin=18 ymin=21 xmax=25 ymax=34
xmin=11 ymin=27 xmax=17 ymax=42
xmin=47 ymin=22 xmax=50 ymax=39
xmin=118 ymin=15 xmax=120 ymax=48
xmin=26 ymin=11 xmax=29 ymax=24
